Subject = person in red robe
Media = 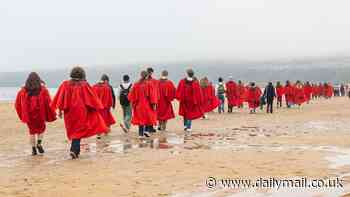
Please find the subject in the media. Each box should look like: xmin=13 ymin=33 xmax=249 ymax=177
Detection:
xmin=157 ymin=70 xmax=176 ymax=131
xmin=303 ymin=81 xmax=313 ymax=103
xmin=146 ymin=67 xmax=159 ymax=133
xmin=200 ymin=77 xmax=220 ymax=118
xmin=275 ymin=81 xmax=284 ymax=108
xmin=318 ymin=83 xmax=323 ymax=98
xmin=92 ymin=74 xmax=116 ymax=137
xmin=15 ymin=72 xmax=56 ymax=156
xmin=51 ymin=67 xmax=108 ymax=159
xmin=237 ymin=80 xmax=246 ymax=108
xmin=284 ymin=80 xmax=295 ymax=108
xmin=294 ymin=81 xmax=306 ymax=106
xmin=225 ymin=77 xmax=238 ymax=113
xmin=319 ymin=83 xmax=325 ymax=97
xmin=324 ymin=82 xmax=333 ymax=99
xmin=176 ymin=69 xmax=203 ymax=136
xmin=128 ymin=70 xmax=158 ymax=138
xmin=312 ymin=84 xmax=318 ymax=100
xmin=246 ymin=82 xmax=262 ymax=113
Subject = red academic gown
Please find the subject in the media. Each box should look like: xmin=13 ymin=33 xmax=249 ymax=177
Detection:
xmin=15 ymin=86 xmax=56 ymax=135
xmin=276 ymin=86 xmax=285 ymax=98
xmin=51 ymin=80 xmax=108 ymax=140
xmin=294 ymin=86 xmax=306 ymax=105
xmin=128 ymin=80 xmax=158 ymax=126
xmin=92 ymin=82 xmax=116 ymax=129
xmin=324 ymin=85 xmax=333 ymax=98
xmin=157 ymin=79 xmax=176 ymax=121
xmin=319 ymin=85 xmax=325 ymax=97
xmin=201 ymin=84 xmax=220 ymax=113
xmin=176 ymin=78 xmax=204 ymax=120
xmin=226 ymin=81 xmax=238 ymax=106
xmin=312 ymin=85 xmax=317 ymax=97
xmin=246 ymin=87 xmax=262 ymax=109
xmin=317 ymin=85 xmax=322 ymax=97
xmin=148 ymin=76 xmax=160 ymax=103
xmin=237 ymin=84 xmax=247 ymax=106
xmin=284 ymin=84 xmax=295 ymax=104
xmin=303 ymin=84 xmax=313 ymax=101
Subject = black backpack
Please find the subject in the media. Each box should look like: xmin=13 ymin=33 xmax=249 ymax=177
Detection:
xmin=119 ymin=84 xmax=132 ymax=106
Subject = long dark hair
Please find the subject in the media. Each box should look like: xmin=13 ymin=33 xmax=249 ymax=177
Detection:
xmin=70 ymin=66 xmax=86 ymax=81
xmin=25 ymin=72 xmax=42 ymax=96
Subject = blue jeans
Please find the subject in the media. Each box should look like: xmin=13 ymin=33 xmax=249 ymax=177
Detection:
xmin=122 ymin=105 xmax=132 ymax=129
xmin=183 ymin=119 xmax=192 ymax=129
xmin=138 ymin=125 xmax=148 ymax=136
xmin=70 ymin=139 xmax=81 ymax=155
xmin=218 ymin=94 xmax=225 ymax=113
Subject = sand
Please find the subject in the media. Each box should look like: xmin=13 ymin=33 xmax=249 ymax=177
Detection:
xmin=1 ymin=97 xmax=350 ymax=197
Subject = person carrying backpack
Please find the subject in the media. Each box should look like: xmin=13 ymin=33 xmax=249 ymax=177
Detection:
xmin=216 ymin=77 xmax=226 ymax=114
xmin=119 ymin=75 xmax=132 ymax=133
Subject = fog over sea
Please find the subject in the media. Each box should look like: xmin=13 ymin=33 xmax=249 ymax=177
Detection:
xmin=1 ymin=56 xmax=350 ymax=101
xmin=0 ymin=87 xmax=123 ymax=101
xmin=0 ymin=87 xmax=58 ymax=101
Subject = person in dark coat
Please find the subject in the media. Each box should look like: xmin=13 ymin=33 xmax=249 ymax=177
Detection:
xmin=263 ymin=82 xmax=276 ymax=113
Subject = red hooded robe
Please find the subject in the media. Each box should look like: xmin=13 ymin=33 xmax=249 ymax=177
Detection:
xmin=312 ymin=85 xmax=318 ymax=97
xmin=157 ymin=79 xmax=176 ymax=121
xmin=237 ymin=84 xmax=247 ymax=106
xmin=294 ymin=86 xmax=306 ymax=105
xmin=319 ymin=84 xmax=325 ymax=97
xmin=51 ymin=80 xmax=108 ymax=140
xmin=201 ymin=83 xmax=220 ymax=113
xmin=176 ymin=78 xmax=204 ymax=120
xmin=92 ymin=82 xmax=116 ymax=128
xmin=246 ymin=86 xmax=262 ymax=109
xmin=148 ymin=76 xmax=160 ymax=103
xmin=225 ymin=81 xmax=238 ymax=106
xmin=276 ymin=85 xmax=285 ymax=98
xmin=128 ymin=79 xmax=158 ymax=125
xmin=324 ymin=84 xmax=333 ymax=98
xmin=284 ymin=84 xmax=295 ymax=104
xmin=15 ymin=86 xmax=56 ymax=134
xmin=303 ymin=84 xmax=313 ymax=101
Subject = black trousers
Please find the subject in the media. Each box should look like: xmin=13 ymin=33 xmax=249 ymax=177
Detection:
xmin=139 ymin=125 xmax=149 ymax=136
xmin=70 ymin=139 xmax=81 ymax=155
xmin=228 ymin=105 xmax=233 ymax=113
xmin=267 ymin=99 xmax=274 ymax=113
xmin=146 ymin=125 xmax=156 ymax=133
xmin=277 ymin=96 xmax=282 ymax=108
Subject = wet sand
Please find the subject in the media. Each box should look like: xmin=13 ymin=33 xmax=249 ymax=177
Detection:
xmin=1 ymin=97 xmax=350 ymax=197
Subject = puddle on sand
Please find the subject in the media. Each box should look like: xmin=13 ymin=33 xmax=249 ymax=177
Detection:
xmin=167 ymin=133 xmax=185 ymax=145
xmin=324 ymin=147 xmax=350 ymax=169
xmin=298 ymin=120 xmax=350 ymax=133
xmin=173 ymin=145 xmax=350 ymax=197
xmin=83 ymin=139 xmax=134 ymax=154
xmin=0 ymin=134 xmax=189 ymax=168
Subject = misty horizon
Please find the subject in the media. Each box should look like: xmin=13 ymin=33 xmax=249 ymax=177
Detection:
xmin=2 ymin=0 xmax=350 ymax=71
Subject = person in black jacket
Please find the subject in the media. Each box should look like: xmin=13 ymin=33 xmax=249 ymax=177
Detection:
xmin=263 ymin=82 xmax=276 ymax=113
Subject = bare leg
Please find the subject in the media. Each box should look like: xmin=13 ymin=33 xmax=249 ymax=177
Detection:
xmin=36 ymin=133 xmax=45 ymax=154
xmin=30 ymin=135 xmax=37 ymax=156
xmin=30 ymin=135 xmax=36 ymax=147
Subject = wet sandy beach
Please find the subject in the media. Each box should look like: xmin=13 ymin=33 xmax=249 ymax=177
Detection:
xmin=1 ymin=97 xmax=350 ymax=197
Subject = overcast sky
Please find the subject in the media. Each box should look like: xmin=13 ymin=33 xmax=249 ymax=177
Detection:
xmin=1 ymin=0 xmax=350 ymax=71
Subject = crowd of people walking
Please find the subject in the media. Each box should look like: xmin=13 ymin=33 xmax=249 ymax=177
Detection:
xmin=14 ymin=66 xmax=344 ymax=159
